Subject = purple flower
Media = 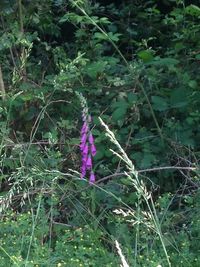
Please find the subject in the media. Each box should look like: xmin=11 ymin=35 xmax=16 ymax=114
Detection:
xmin=80 ymin=133 xmax=87 ymax=150
xmin=82 ymin=113 xmax=87 ymax=122
xmin=79 ymin=100 xmax=96 ymax=183
xmin=86 ymin=155 xmax=92 ymax=170
xmin=91 ymin=144 xmax=96 ymax=156
xmin=83 ymin=143 xmax=89 ymax=156
xmin=88 ymin=115 xmax=92 ymax=123
xmin=81 ymin=122 xmax=88 ymax=134
xmin=81 ymin=165 xmax=86 ymax=178
xmin=89 ymin=133 xmax=94 ymax=144
xmin=89 ymin=172 xmax=95 ymax=183
xmin=82 ymin=153 xmax=87 ymax=164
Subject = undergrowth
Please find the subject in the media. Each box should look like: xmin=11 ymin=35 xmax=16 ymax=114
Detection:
xmin=0 ymin=0 xmax=200 ymax=266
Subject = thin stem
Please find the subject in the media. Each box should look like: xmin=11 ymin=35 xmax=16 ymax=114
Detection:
xmin=0 ymin=65 xmax=6 ymax=100
xmin=96 ymin=166 xmax=197 ymax=184
xmin=18 ymin=0 xmax=24 ymax=34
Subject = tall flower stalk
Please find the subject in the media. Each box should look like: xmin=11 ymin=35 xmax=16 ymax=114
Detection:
xmin=76 ymin=92 xmax=97 ymax=183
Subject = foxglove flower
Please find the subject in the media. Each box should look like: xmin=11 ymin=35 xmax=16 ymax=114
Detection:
xmin=80 ymin=132 xmax=87 ymax=151
xmin=86 ymin=155 xmax=92 ymax=170
xmin=91 ymin=144 xmax=96 ymax=157
xmin=81 ymin=122 xmax=88 ymax=135
xmin=89 ymin=133 xmax=94 ymax=144
xmin=89 ymin=171 xmax=95 ymax=184
xmin=77 ymin=92 xmax=96 ymax=183
xmin=89 ymin=133 xmax=96 ymax=156
xmin=83 ymin=144 xmax=89 ymax=156
xmin=81 ymin=165 xmax=86 ymax=178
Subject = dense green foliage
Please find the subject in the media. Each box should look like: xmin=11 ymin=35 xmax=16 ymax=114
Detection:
xmin=0 ymin=0 xmax=200 ymax=266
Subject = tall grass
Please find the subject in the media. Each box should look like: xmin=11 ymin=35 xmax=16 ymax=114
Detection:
xmin=99 ymin=117 xmax=171 ymax=266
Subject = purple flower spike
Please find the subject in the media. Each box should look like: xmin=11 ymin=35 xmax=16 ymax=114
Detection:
xmin=89 ymin=172 xmax=95 ymax=183
xmin=89 ymin=133 xmax=94 ymax=145
xmin=81 ymin=122 xmax=88 ymax=134
xmin=86 ymin=155 xmax=92 ymax=170
xmin=88 ymin=115 xmax=92 ymax=123
xmin=78 ymin=93 xmax=97 ymax=182
xmin=91 ymin=144 xmax=97 ymax=156
xmin=81 ymin=165 xmax=86 ymax=178
xmin=82 ymin=153 xmax=87 ymax=164
xmin=83 ymin=144 xmax=89 ymax=156
xmin=82 ymin=113 xmax=87 ymax=122
xmin=80 ymin=133 xmax=87 ymax=149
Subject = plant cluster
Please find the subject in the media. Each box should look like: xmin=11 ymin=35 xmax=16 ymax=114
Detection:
xmin=0 ymin=0 xmax=200 ymax=266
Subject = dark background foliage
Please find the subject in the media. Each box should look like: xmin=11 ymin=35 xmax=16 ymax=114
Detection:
xmin=0 ymin=0 xmax=200 ymax=266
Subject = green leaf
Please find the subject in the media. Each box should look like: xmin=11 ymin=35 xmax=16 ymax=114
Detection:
xmin=112 ymin=107 xmax=127 ymax=121
xmin=170 ymin=88 xmax=189 ymax=108
xmin=125 ymin=192 xmax=138 ymax=203
xmin=120 ymin=178 xmax=133 ymax=186
xmin=151 ymin=96 xmax=169 ymax=111
xmin=141 ymin=153 xmax=156 ymax=168
xmin=151 ymin=57 xmax=179 ymax=66
xmin=94 ymin=150 xmax=104 ymax=160
xmin=195 ymin=54 xmax=200 ymax=60
xmin=127 ymin=92 xmax=138 ymax=103
xmin=112 ymin=100 xmax=129 ymax=121
xmin=99 ymin=17 xmax=111 ymax=24
xmin=94 ymin=32 xmax=121 ymax=42
xmin=85 ymin=61 xmax=107 ymax=78
xmin=112 ymin=100 xmax=128 ymax=109
xmin=185 ymin=4 xmax=200 ymax=17
xmin=137 ymin=50 xmax=154 ymax=62
xmin=188 ymin=80 xmax=198 ymax=89
xmin=94 ymin=32 xmax=107 ymax=40
xmin=107 ymin=32 xmax=122 ymax=42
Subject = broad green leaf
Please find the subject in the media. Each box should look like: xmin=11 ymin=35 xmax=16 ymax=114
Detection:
xmin=170 ymin=88 xmax=189 ymax=108
xmin=94 ymin=32 xmax=107 ymax=40
xmin=107 ymin=32 xmax=122 ymax=42
xmin=188 ymin=80 xmax=197 ymax=89
xmin=151 ymin=57 xmax=179 ymax=66
xmin=151 ymin=96 xmax=169 ymax=111
xmin=99 ymin=17 xmax=111 ymax=24
xmin=185 ymin=4 xmax=200 ymax=16
xmin=112 ymin=107 xmax=127 ymax=121
xmin=137 ymin=50 xmax=154 ymax=62
xmin=112 ymin=100 xmax=128 ymax=109
xmin=195 ymin=54 xmax=200 ymax=60
xmin=85 ymin=61 xmax=107 ymax=78
xmin=94 ymin=32 xmax=121 ymax=42
xmin=94 ymin=150 xmax=104 ymax=160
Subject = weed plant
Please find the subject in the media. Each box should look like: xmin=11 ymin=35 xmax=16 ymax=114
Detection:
xmin=0 ymin=0 xmax=200 ymax=266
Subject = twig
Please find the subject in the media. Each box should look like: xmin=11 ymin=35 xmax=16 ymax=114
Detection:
xmin=2 ymin=141 xmax=72 ymax=148
xmin=179 ymin=170 xmax=199 ymax=188
xmin=96 ymin=166 xmax=198 ymax=184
